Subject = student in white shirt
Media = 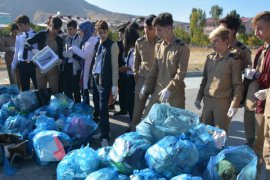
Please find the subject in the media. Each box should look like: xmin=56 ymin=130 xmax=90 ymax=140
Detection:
xmin=12 ymin=15 xmax=37 ymax=91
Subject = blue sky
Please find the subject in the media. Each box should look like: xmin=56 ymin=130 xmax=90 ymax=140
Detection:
xmin=86 ymin=0 xmax=270 ymax=22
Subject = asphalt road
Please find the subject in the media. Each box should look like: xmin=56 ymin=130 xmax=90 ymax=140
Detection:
xmin=0 ymin=76 xmax=250 ymax=180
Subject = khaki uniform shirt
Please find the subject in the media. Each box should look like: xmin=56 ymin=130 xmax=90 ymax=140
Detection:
xmin=145 ymin=36 xmax=190 ymax=95
xmin=229 ymin=40 xmax=252 ymax=71
xmin=196 ymin=51 xmax=243 ymax=108
xmin=133 ymin=35 xmax=159 ymax=80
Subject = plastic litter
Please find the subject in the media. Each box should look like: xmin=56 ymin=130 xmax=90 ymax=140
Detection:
xmin=57 ymin=144 xmax=99 ymax=180
xmin=204 ymin=145 xmax=257 ymax=180
xmin=33 ymin=130 xmax=72 ymax=164
xmin=109 ymin=132 xmax=151 ymax=175
xmin=145 ymin=136 xmax=199 ymax=179
xmin=136 ymin=103 xmax=199 ymax=144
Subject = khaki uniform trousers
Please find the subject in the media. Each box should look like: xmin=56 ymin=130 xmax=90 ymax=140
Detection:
xmin=244 ymin=110 xmax=256 ymax=145
xmin=36 ymin=66 xmax=59 ymax=94
xmin=201 ymin=96 xmax=231 ymax=134
xmin=131 ymin=76 xmax=148 ymax=131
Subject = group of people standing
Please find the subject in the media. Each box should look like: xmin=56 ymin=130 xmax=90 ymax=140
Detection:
xmin=0 ymin=10 xmax=270 ymax=178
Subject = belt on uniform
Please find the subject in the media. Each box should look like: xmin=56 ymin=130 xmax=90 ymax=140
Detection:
xmin=20 ymin=60 xmax=33 ymax=64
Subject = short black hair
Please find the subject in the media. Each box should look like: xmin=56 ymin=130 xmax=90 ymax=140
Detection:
xmin=219 ymin=15 xmax=241 ymax=33
xmin=67 ymin=20 xmax=77 ymax=29
xmin=128 ymin=21 xmax=139 ymax=30
xmin=50 ymin=17 xmax=62 ymax=30
xmin=145 ymin=14 xmax=156 ymax=26
xmin=152 ymin=12 xmax=173 ymax=27
xmin=15 ymin=15 xmax=30 ymax=24
xmin=118 ymin=26 xmax=125 ymax=33
xmin=10 ymin=23 xmax=19 ymax=31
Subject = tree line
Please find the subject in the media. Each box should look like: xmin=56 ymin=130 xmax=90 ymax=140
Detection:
xmin=0 ymin=5 xmax=263 ymax=47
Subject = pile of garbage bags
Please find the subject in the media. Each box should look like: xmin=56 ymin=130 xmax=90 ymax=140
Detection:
xmin=0 ymin=85 xmax=98 ymax=176
xmin=0 ymin=85 xmax=258 ymax=180
xmin=136 ymin=103 xmax=199 ymax=144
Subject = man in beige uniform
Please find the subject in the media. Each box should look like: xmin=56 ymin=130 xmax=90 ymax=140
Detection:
xmin=131 ymin=15 xmax=159 ymax=131
xmin=219 ymin=15 xmax=255 ymax=146
xmin=0 ymin=24 xmax=20 ymax=86
xmin=139 ymin=12 xmax=190 ymax=115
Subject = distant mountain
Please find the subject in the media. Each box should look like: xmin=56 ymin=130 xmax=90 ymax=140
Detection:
xmin=0 ymin=0 xmax=136 ymax=23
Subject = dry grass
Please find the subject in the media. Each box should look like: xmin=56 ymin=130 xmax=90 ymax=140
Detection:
xmin=188 ymin=47 xmax=257 ymax=71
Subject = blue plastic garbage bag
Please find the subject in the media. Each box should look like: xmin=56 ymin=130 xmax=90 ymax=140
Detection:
xmin=130 ymin=168 xmax=165 ymax=180
xmin=57 ymin=144 xmax=100 ymax=180
xmin=14 ymin=91 xmax=39 ymax=113
xmin=0 ymin=102 xmax=18 ymax=121
xmin=72 ymin=103 xmax=93 ymax=116
xmin=33 ymin=130 xmax=72 ymax=164
xmin=97 ymin=146 xmax=112 ymax=168
xmin=2 ymin=115 xmax=34 ymax=138
xmin=109 ymin=132 xmax=151 ymax=175
xmin=0 ymin=93 xmax=12 ymax=108
xmin=170 ymin=174 xmax=203 ymax=180
xmin=63 ymin=113 xmax=97 ymax=148
xmin=47 ymin=93 xmax=74 ymax=118
xmin=145 ymin=136 xmax=199 ymax=179
xmin=28 ymin=115 xmax=57 ymax=141
xmin=0 ymin=84 xmax=20 ymax=95
xmin=180 ymin=124 xmax=226 ymax=172
xmin=136 ymin=104 xmax=199 ymax=144
xmin=86 ymin=167 xmax=129 ymax=180
xmin=55 ymin=114 xmax=67 ymax=132
xmin=204 ymin=145 xmax=257 ymax=180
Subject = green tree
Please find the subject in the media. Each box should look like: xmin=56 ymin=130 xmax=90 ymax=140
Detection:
xmin=189 ymin=8 xmax=208 ymax=45
xmin=209 ymin=5 xmax=223 ymax=27
xmin=174 ymin=25 xmax=190 ymax=44
xmin=228 ymin=10 xmax=240 ymax=18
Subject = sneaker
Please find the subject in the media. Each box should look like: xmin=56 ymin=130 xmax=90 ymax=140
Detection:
xmin=92 ymin=132 xmax=101 ymax=140
xmin=101 ymin=139 xmax=109 ymax=147
xmin=113 ymin=110 xmax=127 ymax=116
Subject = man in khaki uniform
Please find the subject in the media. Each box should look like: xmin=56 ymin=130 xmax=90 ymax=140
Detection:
xmin=139 ymin=12 xmax=190 ymax=115
xmin=219 ymin=15 xmax=255 ymax=145
xmin=131 ymin=15 xmax=159 ymax=131
xmin=194 ymin=27 xmax=243 ymax=134
xmin=0 ymin=24 xmax=20 ymax=86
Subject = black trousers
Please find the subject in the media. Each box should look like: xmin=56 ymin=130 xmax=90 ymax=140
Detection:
xmin=124 ymin=74 xmax=135 ymax=122
xmin=63 ymin=63 xmax=81 ymax=103
xmin=18 ymin=61 xmax=37 ymax=91
xmin=93 ymin=75 xmax=111 ymax=140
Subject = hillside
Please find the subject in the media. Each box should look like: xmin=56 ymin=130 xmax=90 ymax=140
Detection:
xmin=0 ymin=0 xmax=136 ymax=23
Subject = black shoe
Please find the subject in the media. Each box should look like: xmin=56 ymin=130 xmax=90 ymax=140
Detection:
xmin=108 ymin=105 xmax=115 ymax=111
xmin=113 ymin=110 xmax=127 ymax=116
